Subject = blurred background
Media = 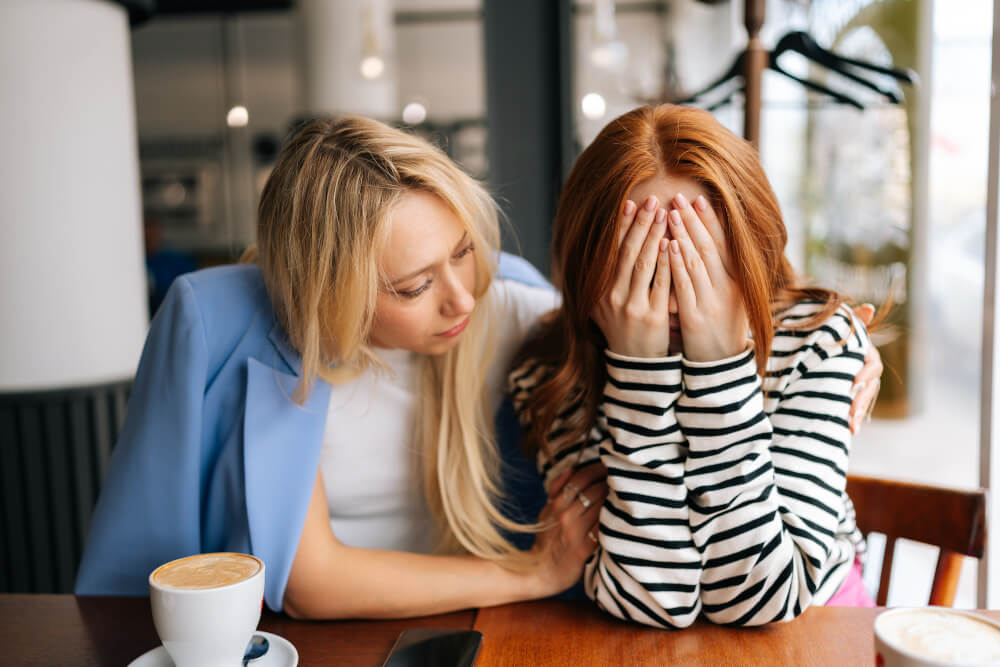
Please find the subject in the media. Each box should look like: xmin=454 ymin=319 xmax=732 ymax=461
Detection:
xmin=1 ymin=0 xmax=996 ymax=608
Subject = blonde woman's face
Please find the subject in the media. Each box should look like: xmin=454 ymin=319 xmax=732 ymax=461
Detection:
xmin=371 ymin=190 xmax=478 ymax=355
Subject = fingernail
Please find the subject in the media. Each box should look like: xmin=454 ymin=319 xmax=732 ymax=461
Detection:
xmin=660 ymin=238 xmax=669 ymax=252
xmin=654 ymin=208 xmax=666 ymax=224
xmin=695 ymin=195 xmax=709 ymax=211
xmin=624 ymin=200 xmax=636 ymax=215
xmin=644 ymin=195 xmax=658 ymax=211
xmin=674 ymin=192 xmax=689 ymax=209
xmin=670 ymin=239 xmax=680 ymax=254
xmin=669 ymin=210 xmax=683 ymax=226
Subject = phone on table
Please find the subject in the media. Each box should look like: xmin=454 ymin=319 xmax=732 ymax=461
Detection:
xmin=381 ymin=628 xmax=484 ymax=667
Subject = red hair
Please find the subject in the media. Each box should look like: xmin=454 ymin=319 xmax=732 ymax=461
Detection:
xmin=517 ymin=104 xmax=848 ymax=459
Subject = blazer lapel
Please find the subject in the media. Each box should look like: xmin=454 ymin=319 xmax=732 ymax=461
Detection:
xmin=267 ymin=322 xmax=303 ymax=376
xmin=243 ymin=328 xmax=331 ymax=611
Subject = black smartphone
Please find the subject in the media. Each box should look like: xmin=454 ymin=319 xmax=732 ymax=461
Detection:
xmin=382 ymin=628 xmax=484 ymax=667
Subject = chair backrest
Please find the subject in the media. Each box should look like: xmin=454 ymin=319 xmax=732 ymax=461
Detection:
xmin=845 ymin=474 xmax=988 ymax=607
xmin=0 ymin=380 xmax=129 ymax=593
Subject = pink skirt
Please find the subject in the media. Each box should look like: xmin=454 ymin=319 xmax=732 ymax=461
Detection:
xmin=825 ymin=557 xmax=875 ymax=607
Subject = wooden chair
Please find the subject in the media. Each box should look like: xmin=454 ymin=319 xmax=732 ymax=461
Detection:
xmin=845 ymin=474 xmax=988 ymax=607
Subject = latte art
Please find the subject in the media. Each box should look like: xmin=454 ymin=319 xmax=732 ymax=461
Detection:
xmin=152 ymin=553 xmax=261 ymax=590
xmin=877 ymin=609 xmax=1000 ymax=663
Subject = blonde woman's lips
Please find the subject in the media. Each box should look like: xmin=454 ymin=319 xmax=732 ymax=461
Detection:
xmin=437 ymin=317 xmax=470 ymax=337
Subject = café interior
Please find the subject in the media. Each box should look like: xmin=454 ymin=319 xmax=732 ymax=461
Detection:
xmin=2 ymin=0 xmax=1000 ymax=664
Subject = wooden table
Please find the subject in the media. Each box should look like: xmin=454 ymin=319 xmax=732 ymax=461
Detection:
xmin=3 ymin=595 xmax=999 ymax=666
xmin=2 ymin=595 xmax=473 ymax=666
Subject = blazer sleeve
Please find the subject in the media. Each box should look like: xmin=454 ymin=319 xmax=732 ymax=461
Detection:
xmin=497 ymin=251 xmax=551 ymax=290
xmin=75 ymin=276 xmax=209 ymax=595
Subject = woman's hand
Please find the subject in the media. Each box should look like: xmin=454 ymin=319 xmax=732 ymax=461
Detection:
xmin=592 ymin=195 xmax=673 ymax=358
xmin=667 ymin=193 xmax=749 ymax=362
xmin=530 ymin=463 xmax=607 ymax=597
xmin=849 ymin=304 xmax=884 ymax=433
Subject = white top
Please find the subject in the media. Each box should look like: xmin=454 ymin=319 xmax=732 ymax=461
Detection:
xmin=509 ymin=301 xmax=869 ymax=628
xmin=320 ymin=278 xmax=558 ymax=552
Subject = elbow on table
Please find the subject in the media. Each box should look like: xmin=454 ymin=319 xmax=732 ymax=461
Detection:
xmin=282 ymin=589 xmax=336 ymax=620
xmin=281 ymin=594 xmax=312 ymax=620
xmin=701 ymin=600 xmax=805 ymax=627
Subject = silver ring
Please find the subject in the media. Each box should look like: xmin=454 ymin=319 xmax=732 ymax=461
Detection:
xmin=587 ymin=530 xmax=598 ymax=543
xmin=562 ymin=481 xmax=581 ymax=501
xmin=578 ymin=493 xmax=592 ymax=510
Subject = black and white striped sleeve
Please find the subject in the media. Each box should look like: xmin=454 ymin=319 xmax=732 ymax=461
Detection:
xmin=675 ymin=307 xmax=867 ymax=626
xmin=583 ymin=351 xmax=703 ymax=628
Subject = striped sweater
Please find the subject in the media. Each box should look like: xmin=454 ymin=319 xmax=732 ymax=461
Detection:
xmin=508 ymin=301 xmax=869 ymax=628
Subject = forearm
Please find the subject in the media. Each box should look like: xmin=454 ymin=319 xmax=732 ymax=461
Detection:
xmin=284 ymin=470 xmax=552 ymax=619
xmin=284 ymin=544 xmax=540 ymax=620
xmin=677 ymin=346 xmax=859 ymax=625
xmin=587 ymin=351 xmax=702 ymax=628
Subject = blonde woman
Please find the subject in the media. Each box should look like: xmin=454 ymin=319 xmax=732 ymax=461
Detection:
xmin=75 ymin=116 xmax=606 ymax=618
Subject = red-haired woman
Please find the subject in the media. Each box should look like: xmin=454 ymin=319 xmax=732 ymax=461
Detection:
xmin=509 ymin=104 xmax=878 ymax=628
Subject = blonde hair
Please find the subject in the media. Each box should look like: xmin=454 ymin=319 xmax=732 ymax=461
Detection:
xmin=245 ymin=115 xmax=533 ymax=565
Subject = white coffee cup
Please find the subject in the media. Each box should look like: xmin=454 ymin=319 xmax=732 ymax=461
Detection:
xmin=149 ymin=552 xmax=265 ymax=667
xmin=874 ymin=607 xmax=1000 ymax=666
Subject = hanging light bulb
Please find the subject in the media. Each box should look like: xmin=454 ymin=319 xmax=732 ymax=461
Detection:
xmin=402 ymin=101 xmax=427 ymax=125
xmin=590 ymin=0 xmax=627 ymax=72
xmin=226 ymin=105 xmax=249 ymax=127
xmin=360 ymin=3 xmax=384 ymax=80
xmin=581 ymin=93 xmax=607 ymax=119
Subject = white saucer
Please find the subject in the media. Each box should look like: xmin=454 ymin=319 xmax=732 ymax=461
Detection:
xmin=127 ymin=631 xmax=298 ymax=667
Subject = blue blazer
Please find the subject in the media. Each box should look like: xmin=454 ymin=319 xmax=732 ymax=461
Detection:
xmin=75 ymin=253 xmax=551 ymax=611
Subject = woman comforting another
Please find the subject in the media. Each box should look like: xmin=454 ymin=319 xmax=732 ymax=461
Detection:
xmin=76 ymin=116 xmax=604 ymax=618
xmin=510 ymin=104 xmax=877 ymax=628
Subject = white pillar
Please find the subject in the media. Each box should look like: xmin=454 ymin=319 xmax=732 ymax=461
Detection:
xmin=298 ymin=0 xmax=397 ymax=119
xmin=980 ymin=0 xmax=1000 ymax=608
xmin=0 ymin=0 xmax=148 ymax=392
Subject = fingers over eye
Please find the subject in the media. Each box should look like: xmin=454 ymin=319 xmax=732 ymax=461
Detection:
xmin=671 ymin=193 xmax=726 ymax=281
xmin=617 ymin=199 xmax=637 ymax=244
xmin=629 ymin=208 xmax=667 ymax=300
xmin=673 ymin=235 xmax=712 ymax=296
xmin=693 ymin=194 xmax=728 ymax=256
xmin=668 ymin=239 xmax=697 ymax=312
xmin=650 ymin=238 xmax=671 ymax=313
xmin=613 ymin=195 xmax=660 ymax=293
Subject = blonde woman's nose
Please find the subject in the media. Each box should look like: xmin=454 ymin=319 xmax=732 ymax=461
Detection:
xmin=441 ymin=272 xmax=475 ymax=316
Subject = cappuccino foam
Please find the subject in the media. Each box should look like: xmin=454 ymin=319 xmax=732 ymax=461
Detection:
xmin=877 ymin=609 xmax=1000 ymax=663
xmin=152 ymin=553 xmax=261 ymax=590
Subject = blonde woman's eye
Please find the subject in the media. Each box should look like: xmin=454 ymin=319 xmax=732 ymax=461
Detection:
xmin=454 ymin=243 xmax=475 ymax=260
xmin=397 ymin=280 xmax=432 ymax=299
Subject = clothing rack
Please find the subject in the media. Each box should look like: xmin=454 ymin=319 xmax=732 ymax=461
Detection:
xmin=742 ymin=0 xmax=767 ymax=148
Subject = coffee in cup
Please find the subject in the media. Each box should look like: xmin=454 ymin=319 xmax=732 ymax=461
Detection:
xmin=149 ymin=552 xmax=265 ymax=667
xmin=874 ymin=608 xmax=1000 ymax=666
xmin=152 ymin=552 xmax=261 ymax=590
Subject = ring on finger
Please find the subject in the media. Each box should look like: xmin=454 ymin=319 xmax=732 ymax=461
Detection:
xmin=587 ymin=530 xmax=598 ymax=544
xmin=578 ymin=493 xmax=592 ymax=510
xmin=562 ymin=482 xmax=581 ymax=500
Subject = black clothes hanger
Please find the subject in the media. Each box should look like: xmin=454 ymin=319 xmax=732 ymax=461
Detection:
xmin=677 ymin=48 xmax=867 ymax=110
xmin=676 ymin=30 xmax=916 ymax=111
xmin=772 ymin=31 xmax=918 ymax=103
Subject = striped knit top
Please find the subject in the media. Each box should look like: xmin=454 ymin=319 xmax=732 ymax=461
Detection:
xmin=508 ymin=301 xmax=870 ymax=628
